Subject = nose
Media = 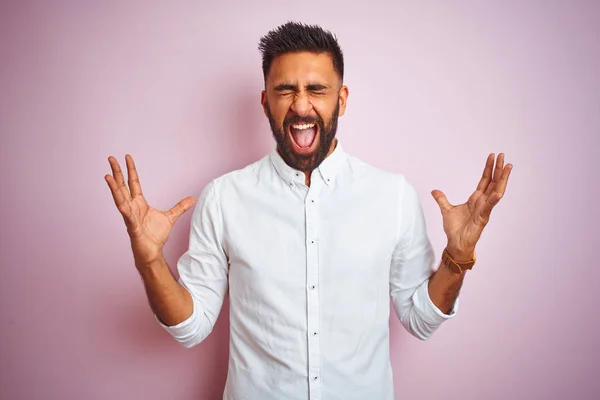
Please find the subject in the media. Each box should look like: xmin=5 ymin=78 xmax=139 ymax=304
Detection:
xmin=290 ymin=93 xmax=313 ymax=117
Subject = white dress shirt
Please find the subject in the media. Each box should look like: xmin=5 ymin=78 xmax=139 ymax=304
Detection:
xmin=159 ymin=140 xmax=458 ymax=400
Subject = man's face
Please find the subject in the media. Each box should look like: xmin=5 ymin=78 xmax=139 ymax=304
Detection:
xmin=261 ymin=52 xmax=348 ymax=172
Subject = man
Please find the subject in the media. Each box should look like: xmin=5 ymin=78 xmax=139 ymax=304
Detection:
xmin=105 ymin=22 xmax=512 ymax=400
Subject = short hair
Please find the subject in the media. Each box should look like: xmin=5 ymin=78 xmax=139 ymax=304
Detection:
xmin=258 ymin=21 xmax=344 ymax=82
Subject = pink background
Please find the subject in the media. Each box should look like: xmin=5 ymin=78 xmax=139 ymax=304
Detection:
xmin=1 ymin=1 xmax=599 ymax=399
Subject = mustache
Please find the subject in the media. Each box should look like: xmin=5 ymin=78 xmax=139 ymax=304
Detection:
xmin=283 ymin=115 xmax=324 ymax=127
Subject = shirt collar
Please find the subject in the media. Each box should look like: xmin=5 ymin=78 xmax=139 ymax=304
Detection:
xmin=269 ymin=139 xmax=347 ymax=186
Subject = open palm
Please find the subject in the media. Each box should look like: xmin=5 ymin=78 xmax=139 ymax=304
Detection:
xmin=105 ymin=155 xmax=196 ymax=265
xmin=432 ymin=153 xmax=512 ymax=258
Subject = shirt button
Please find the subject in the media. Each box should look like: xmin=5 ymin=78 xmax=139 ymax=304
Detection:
xmin=310 ymin=285 xmax=316 ymax=290
xmin=311 ymin=240 xmax=315 ymax=244
xmin=295 ymin=173 xmax=299 ymax=176
xmin=313 ymin=376 xmax=319 ymax=381
xmin=313 ymin=331 xmax=318 ymax=336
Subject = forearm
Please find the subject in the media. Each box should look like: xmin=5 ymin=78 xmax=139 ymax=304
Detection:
xmin=427 ymin=247 xmax=470 ymax=314
xmin=137 ymin=255 xmax=193 ymax=326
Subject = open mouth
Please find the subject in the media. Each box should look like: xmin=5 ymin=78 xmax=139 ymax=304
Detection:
xmin=288 ymin=123 xmax=319 ymax=154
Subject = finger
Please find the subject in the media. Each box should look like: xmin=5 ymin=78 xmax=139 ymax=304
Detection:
xmin=481 ymin=164 xmax=512 ymax=216
xmin=105 ymin=173 xmax=126 ymax=208
xmin=475 ymin=153 xmax=495 ymax=193
xmin=105 ymin=174 xmax=132 ymax=220
xmin=467 ymin=189 xmax=483 ymax=206
xmin=166 ymin=197 xmax=197 ymax=224
xmin=125 ymin=154 xmax=143 ymax=198
xmin=485 ymin=153 xmax=505 ymax=195
xmin=483 ymin=192 xmax=503 ymax=214
xmin=493 ymin=153 xmax=505 ymax=183
xmin=494 ymin=163 xmax=513 ymax=197
xmin=431 ymin=190 xmax=452 ymax=214
xmin=108 ymin=156 xmax=131 ymax=201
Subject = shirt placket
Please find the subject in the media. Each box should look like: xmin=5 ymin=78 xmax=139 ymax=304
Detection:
xmin=305 ymin=182 xmax=322 ymax=400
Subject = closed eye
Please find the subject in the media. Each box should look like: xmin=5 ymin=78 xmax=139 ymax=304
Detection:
xmin=306 ymin=84 xmax=328 ymax=91
xmin=273 ymin=83 xmax=330 ymax=98
xmin=276 ymin=92 xmax=294 ymax=99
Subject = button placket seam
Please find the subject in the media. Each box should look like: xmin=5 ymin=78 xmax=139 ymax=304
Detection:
xmin=305 ymin=185 xmax=322 ymax=399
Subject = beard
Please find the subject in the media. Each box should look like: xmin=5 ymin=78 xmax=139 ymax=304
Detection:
xmin=265 ymin=101 xmax=340 ymax=173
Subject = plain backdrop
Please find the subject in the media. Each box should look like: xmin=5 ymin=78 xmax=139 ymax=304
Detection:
xmin=1 ymin=1 xmax=599 ymax=399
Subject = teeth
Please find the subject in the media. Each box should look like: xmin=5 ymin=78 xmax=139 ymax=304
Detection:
xmin=291 ymin=123 xmax=315 ymax=130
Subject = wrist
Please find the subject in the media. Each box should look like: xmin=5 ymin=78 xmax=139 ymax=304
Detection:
xmin=445 ymin=244 xmax=475 ymax=263
xmin=441 ymin=246 xmax=477 ymax=274
xmin=135 ymin=253 xmax=166 ymax=274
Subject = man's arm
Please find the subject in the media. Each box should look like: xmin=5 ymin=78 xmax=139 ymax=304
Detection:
xmin=428 ymin=153 xmax=512 ymax=314
xmin=391 ymin=154 xmax=512 ymax=340
xmin=105 ymin=155 xmax=228 ymax=348
xmin=427 ymin=256 xmax=467 ymax=315
xmin=154 ymin=180 xmax=230 ymax=348
xmin=390 ymin=177 xmax=458 ymax=341
xmin=137 ymin=255 xmax=193 ymax=327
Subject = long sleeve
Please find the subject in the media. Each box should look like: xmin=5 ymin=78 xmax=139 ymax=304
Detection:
xmin=389 ymin=176 xmax=458 ymax=341
xmin=157 ymin=179 xmax=229 ymax=348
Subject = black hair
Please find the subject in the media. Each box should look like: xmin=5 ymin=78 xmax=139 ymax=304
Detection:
xmin=258 ymin=21 xmax=344 ymax=82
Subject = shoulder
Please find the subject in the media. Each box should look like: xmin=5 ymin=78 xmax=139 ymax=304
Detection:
xmin=344 ymin=152 xmax=424 ymax=215
xmin=345 ymin=153 xmax=411 ymax=189
xmin=203 ymin=154 xmax=271 ymax=196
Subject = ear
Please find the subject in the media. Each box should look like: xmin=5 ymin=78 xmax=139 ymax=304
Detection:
xmin=337 ymin=85 xmax=349 ymax=117
xmin=261 ymin=90 xmax=268 ymax=117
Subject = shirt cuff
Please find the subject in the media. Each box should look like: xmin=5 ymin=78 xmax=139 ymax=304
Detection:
xmin=154 ymin=297 xmax=202 ymax=345
xmin=412 ymin=278 xmax=459 ymax=325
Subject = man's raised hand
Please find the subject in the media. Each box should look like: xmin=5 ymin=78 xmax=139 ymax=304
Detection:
xmin=104 ymin=154 xmax=196 ymax=267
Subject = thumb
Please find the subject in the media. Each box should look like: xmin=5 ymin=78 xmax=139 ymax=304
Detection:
xmin=431 ymin=190 xmax=452 ymax=214
xmin=166 ymin=196 xmax=197 ymax=223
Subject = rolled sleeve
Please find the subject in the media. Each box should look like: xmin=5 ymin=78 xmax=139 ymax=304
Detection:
xmin=412 ymin=278 xmax=459 ymax=323
xmin=155 ymin=285 xmax=204 ymax=348
xmin=390 ymin=175 xmax=458 ymax=341
xmin=157 ymin=180 xmax=229 ymax=348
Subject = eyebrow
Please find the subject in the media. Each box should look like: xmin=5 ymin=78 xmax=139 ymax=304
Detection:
xmin=274 ymin=83 xmax=330 ymax=92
